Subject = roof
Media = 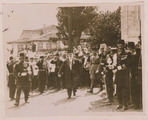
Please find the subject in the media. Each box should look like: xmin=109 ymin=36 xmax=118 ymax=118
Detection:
xmin=7 ymin=25 xmax=59 ymax=44
xmin=7 ymin=25 xmax=91 ymax=44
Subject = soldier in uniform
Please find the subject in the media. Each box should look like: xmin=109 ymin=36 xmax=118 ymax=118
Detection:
xmin=103 ymin=47 xmax=114 ymax=104
xmin=51 ymin=53 xmax=63 ymax=90
xmin=87 ymin=47 xmax=100 ymax=93
xmin=98 ymin=46 xmax=107 ymax=92
xmin=115 ymin=39 xmax=129 ymax=110
xmin=14 ymin=53 xmax=30 ymax=106
xmin=7 ymin=56 xmax=16 ymax=101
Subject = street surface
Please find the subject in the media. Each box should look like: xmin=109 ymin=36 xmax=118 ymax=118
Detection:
xmin=5 ymin=87 xmax=142 ymax=117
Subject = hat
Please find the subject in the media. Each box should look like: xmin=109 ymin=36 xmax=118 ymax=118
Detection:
xmin=20 ymin=53 xmax=24 ymax=57
xmin=40 ymin=56 xmax=44 ymax=59
xmin=25 ymin=56 xmax=28 ymax=59
xmin=9 ymin=56 xmax=13 ymax=60
xmin=128 ymin=42 xmax=135 ymax=49
xmin=118 ymin=39 xmax=125 ymax=45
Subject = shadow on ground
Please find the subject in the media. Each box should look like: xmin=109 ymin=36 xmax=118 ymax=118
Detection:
xmin=54 ymin=97 xmax=77 ymax=106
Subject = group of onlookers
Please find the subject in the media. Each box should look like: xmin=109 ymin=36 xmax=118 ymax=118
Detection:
xmin=6 ymin=39 xmax=142 ymax=111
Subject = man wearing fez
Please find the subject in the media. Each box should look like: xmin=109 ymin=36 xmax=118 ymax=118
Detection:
xmin=36 ymin=56 xmax=47 ymax=94
xmin=87 ymin=46 xmax=100 ymax=93
xmin=58 ymin=53 xmax=79 ymax=99
xmin=14 ymin=53 xmax=30 ymax=106
xmin=51 ymin=53 xmax=63 ymax=90
xmin=7 ymin=56 xmax=16 ymax=101
xmin=115 ymin=39 xmax=129 ymax=110
xmin=129 ymin=42 xmax=142 ymax=109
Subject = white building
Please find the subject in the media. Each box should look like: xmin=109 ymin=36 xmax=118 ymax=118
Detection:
xmin=7 ymin=25 xmax=67 ymax=57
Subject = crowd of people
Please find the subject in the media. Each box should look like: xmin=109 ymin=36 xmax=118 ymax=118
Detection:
xmin=6 ymin=39 xmax=142 ymax=111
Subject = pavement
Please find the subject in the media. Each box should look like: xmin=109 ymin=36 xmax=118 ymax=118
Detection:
xmin=5 ymin=87 xmax=143 ymax=118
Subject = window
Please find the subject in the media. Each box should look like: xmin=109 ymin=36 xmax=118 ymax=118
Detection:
xmin=46 ymin=42 xmax=51 ymax=49
xmin=38 ymin=42 xmax=43 ymax=50
xmin=18 ymin=44 xmax=24 ymax=52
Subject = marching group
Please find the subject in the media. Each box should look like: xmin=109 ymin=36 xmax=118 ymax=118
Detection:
xmin=6 ymin=39 xmax=142 ymax=111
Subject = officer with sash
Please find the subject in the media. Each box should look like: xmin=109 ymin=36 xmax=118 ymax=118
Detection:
xmin=115 ymin=39 xmax=129 ymax=110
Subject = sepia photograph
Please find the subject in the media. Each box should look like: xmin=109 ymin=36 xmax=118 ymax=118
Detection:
xmin=0 ymin=0 xmax=147 ymax=119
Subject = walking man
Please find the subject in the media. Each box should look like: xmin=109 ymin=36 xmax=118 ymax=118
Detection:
xmin=7 ymin=56 xmax=16 ymax=101
xmin=58 ymin=53 xmax=79 ymax=99
xmin=14 ymin=53 xmax=30 ymax=106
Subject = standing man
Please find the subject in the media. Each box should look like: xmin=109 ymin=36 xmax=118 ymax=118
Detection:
xmin=14 ymin=53 xmax=30 ymax=106
xmin=103 ymin=47 xmax=114 ymax=104
xmin=7 ymin=56 xmax=16 ymax=101
xmin=36 ymin=56 xmax=47 ymax=94
xmin=29 ymin=57 xmax=38 ymax=91
xmin=115 ymin=40 xmax=129 ymax=110
xmin=58 ymin=53 xmax=79 ymax=99
xmin=87 ymin=47 xmax=100 ymax=93
xmin=51 ymin=53 xmax=63 ymax=90
xmin=82 ymin=52 xmax=91 ymax=87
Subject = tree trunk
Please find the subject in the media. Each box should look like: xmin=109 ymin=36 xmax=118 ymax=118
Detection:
xmin=73 ymin=32 xmax=81 ymax=47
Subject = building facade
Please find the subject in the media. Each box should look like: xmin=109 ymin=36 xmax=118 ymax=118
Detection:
xmin=121 ymin=5 xmax=142 ymax=44
xmin=7 ymin=25 xmax=67 ymax=57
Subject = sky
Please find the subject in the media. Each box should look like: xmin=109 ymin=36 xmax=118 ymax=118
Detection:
xmin=2 ymin=4 xmax=120 ymax=43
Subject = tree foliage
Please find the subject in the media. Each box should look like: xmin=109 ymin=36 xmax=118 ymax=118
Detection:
xmin=88 ymin=7 xmax=121 ymax=46
xmin=56 ymin=7 xmax=98 ymax=47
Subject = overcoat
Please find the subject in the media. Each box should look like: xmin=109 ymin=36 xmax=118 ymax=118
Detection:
xmin=58 ymin=58 xmax=80 ymax=89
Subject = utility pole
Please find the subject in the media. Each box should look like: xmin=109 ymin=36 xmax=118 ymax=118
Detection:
xmin=68 ymin=7 xmax=72 ymax=53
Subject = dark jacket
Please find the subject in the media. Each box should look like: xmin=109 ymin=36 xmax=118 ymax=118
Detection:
xmin=15 ymin=61 xmax=30 ymax=87
xmin=58 ymin=59 xmax=80 ymax=88
xmin=51 ymin=59 xmax=63 ymax=74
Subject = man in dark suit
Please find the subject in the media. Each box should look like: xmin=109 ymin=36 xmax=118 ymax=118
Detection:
xmin=115 ymin=39 xmax=129 ymax=110
xmin=14 ymin=53 xmax=30 ymax=106
xmin=51 ymin=53 xmax=63 ymax=90
xmin=7 ymin=56 xmax=16 ymax=101
xmin=36 ymin=56 xmax=47 ymax=94
xmin=58 ymin=53 xmax=80 ymax=99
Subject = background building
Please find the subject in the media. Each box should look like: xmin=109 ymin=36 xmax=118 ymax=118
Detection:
xmin=7 ymin=25 xmax=67 ymax=57
xmin=121 ymin=5 xmax=142 ymax=44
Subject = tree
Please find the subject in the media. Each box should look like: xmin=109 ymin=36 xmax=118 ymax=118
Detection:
xmin=56 ymin=7 xmax=98 ymax=47
xmin=88 ymin=7 xmax=121 ymax=46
